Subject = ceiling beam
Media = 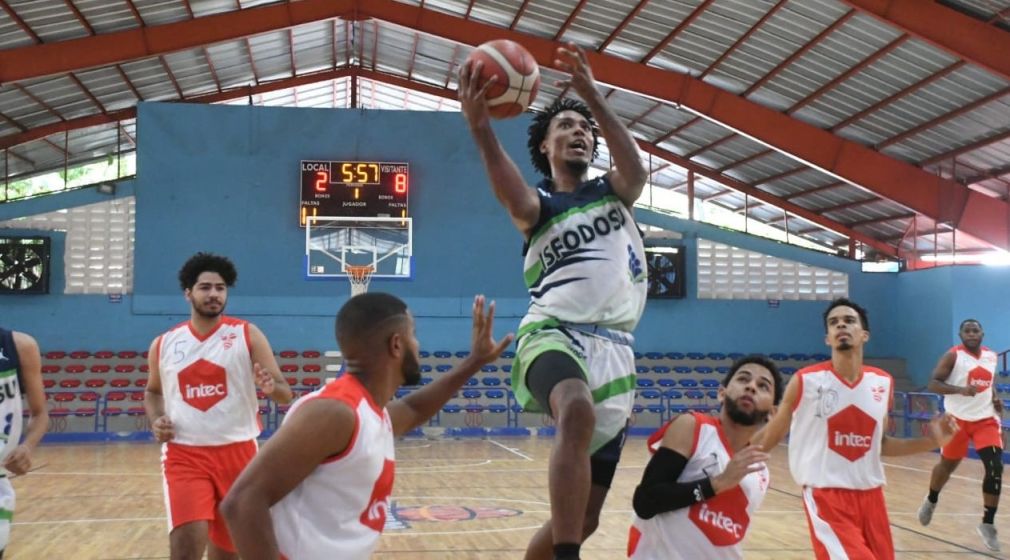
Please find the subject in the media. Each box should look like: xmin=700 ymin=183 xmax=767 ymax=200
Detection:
xmin=920 ymin=128 xmax=1010 ymax=167
xmin=838 ymin=0 xmax=1010 ymax=82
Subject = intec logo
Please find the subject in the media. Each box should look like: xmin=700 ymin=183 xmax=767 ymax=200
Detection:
xmin=688 ymin=485 xmax=750 ymax=546
xmin=827 ymin=405 xmax=876 ymax=462
xmin=967 ymin=366 xmax=993 ymax=392
xmin=179 ymin=359 xmax=228 ymax=412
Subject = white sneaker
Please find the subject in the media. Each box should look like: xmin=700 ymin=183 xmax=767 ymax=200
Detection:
xmin=917 ymin=497 xmax=936 ymax=526
xmin=977 ymin=522 xmax=1001 ymax=552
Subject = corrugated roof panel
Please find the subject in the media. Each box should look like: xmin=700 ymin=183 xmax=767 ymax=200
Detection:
xmin=612 ymin=0 xmax=712 ymax=72
xmin=204 ymin=41 xmax=256 ymax=90
xmin=0 ymin=83 xmax=52 ymax=130
xmin=73 ymin=0 xmax=141 ymax=34
xmin=162 ymin=49 xmax=220 ymax=97
xmin=463 ymin=0 xmax=519 ymax=28
xmin=126 ymin=57 xmax=185 ymax=101
xmin=563 ymin=1 xmax=639 ymax=46
xmin=942 ymin=0 xmax=1010 ymax=20
xmin=512 ymin=0 xmax=580 ymax=39
xmin=9 ymin=0 xmax=89 ymax=43
xmin=247 ymin=30 xmax=294 ymax=83
xmin=22 ymin=75 xmax=94 ymax=120
xmin=0 ymin=3 xmax=36 ymax=49
xmin=405 ymin=36 xmax=457 ymax=85
xmin=658 ymin=0 xmax=771 ymax=76
xmin=291 ymin=21 xmax=337 ymax=75
xmin=896 ymin=99 xmax=1010 ymax=161
xmin=76 ymin=67 xmax=141 ymax=113
xmin=132 ymin=0 xmax=190 ymax=27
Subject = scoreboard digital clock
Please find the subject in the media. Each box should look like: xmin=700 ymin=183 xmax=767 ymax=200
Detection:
xmin=300 ymin=161 xmax=409 ymax=225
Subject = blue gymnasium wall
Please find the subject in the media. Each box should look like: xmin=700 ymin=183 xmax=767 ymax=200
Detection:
xmin=7 ymin=102 xmax=1004 ymax=384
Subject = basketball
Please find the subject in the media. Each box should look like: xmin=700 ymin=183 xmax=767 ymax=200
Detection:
xmin=465 ymin=39 xmax=540 ymax=119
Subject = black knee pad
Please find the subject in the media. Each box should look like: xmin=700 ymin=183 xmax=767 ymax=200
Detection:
xmin=978 ymin=446 xmax=1003 ymax=495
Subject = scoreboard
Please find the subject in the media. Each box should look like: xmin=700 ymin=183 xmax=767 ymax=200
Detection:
xmin=300 ymin=161 xmax=409 ymax=225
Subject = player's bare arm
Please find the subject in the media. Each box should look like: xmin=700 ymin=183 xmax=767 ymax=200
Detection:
xmin=388 ymin=295 xmax=513 ymax=436
xmin=248 ymin=323 xmax=293 ymax=404
xmin=926 ymin=351 xmax=976 ymax=396
xmin=143 ymin=337 xmax=174 ymax=443
xmin=4 ymin=332 xmax=48 ymax=475
xmin=752 ymin=375 xmax=799 ymax=452
xmin=222 ymin=399 xmax=355 ymax=560
xmin=458 ymin=61 xmax=541 ymax=235
xmin=881 ymin=413 xmax=959 ymax=456
xmin=554 ymin=43 xmax=647 ymax=206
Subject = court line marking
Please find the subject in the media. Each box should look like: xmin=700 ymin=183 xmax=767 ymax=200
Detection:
xmin=384 ymin=524 xmax=544 ymax=537
xmin=487 ymin=439 xmax=534 ymax=461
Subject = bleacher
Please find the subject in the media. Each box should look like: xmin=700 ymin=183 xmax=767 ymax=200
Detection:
xmin=35 ymin=349 xmax=1010 ymax=449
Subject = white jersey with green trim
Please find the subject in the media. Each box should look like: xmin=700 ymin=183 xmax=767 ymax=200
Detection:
xmin=0 ymin=329 xmax=24 ymax=467
xmin=520 ymin=176 xmax=647 ymax=334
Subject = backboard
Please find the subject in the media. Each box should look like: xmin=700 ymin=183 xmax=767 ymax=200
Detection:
xmin=305 ymin=216 xmax=412 ymax=279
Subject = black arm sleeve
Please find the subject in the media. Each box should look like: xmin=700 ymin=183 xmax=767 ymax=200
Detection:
xmin=632 ymin=447 xmax=716 ymax=520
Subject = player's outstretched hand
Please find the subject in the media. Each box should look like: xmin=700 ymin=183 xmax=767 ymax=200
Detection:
xmin=3 ymin=444 xmax=32 ymax=476
xmin=254 ymin=362 xmax=275 ymax=395
xmin=553 ymin=42 xmax=598 ymax=99
xmin=927 ymin=413 xmax=959 ymax=448
xmin=469 ymin=295 xmax=514 ymax=366
xmin=458 ymin=61 xmax=497 ymax=128
xmin=152 ymin=415 xmax=175 ymax=443
xmin=994 ymin=394 xmax=1005 ymax=414
xmin=710 ymin=445 xmax=769 ymax=494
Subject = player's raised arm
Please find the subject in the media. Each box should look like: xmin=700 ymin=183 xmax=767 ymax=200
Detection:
xmin=751 ymin=374 xmax=799 ymax=452
xmin=387 ymin=295 xmax=513 ymax=436
xmin=554 ymin=43 xmax=647 ymax=206
xmin=458 ymin=61 xmax=541 ymax=235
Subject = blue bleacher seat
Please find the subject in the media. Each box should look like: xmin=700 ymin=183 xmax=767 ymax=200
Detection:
xmin=395 ymin=389 xmax=411 ymax=398
xmin=664 ymin=389 xmax=683 ymax=399
xmin=645 ymin=351 xmax=664 ymax=360
xmin=636 ymin=365 xmax=650 ymax=374
xmin=462 ymin=390 xmax=482 ymax=399
xmin=504 ymin=378 xmax=512 ymax=386
xmin=715 ymin=366 xmax=730 ymax=374
xmin=706 ymin=390 xmax=719 ymax=399
xmin=686 ymin=352 xmax=705 ymax=360
xmin=999 ymin=370 xmax=1010 ymax=378
xmin=481 ymin=364 xmax=499 ymax=372
xmin=637 ymin=379 xmax=655 ymax=388
xmin=482 ymin=376 xmax=502 ymax=386
xmin=657 ymin=378 xmax=676 ymax=387
xmin=436 ymin=364 xmax=452 ymax=372
xmin=455 ymin=351 xmax=470 ymax=358
xmin=633 ymin=404 xmax=645 ymax=414
xmin=811 ymin=353 xmax=830 ymax=361
xmin=464 ymin=378 xmax=479 ymax=386
xmin=790 ymin=353 xmax=810 ymax=361
xmin=679 ymin=379 xmax=698 ymax=388
xmin=420 ymin=377 xmax=434 ymax=385
xmin=769 ymin=353 xmax=789 ymax=361
xmin=685 ymin=390 xmax=704 ymax=399
xmin=420 ymin=364 xmax=433 ymax=372
xmin=442 ymin=404 xmax=462 ymax=413
xmin=646 ymin=404 xmax=665 ymax=415
xmin=694 ymin=366 xmax=714 ymax=374
xmin=420 ymin=350 xmax=431 ymax=358
xmin=666 ymin=352 xmax=685 ymax=360
xmin=634 ymin=351 xmax=644 ymax=360
xmin=640 ymin=389 xmax=662 ymax=400
xmin=670 ymin=404 xmax=688 ymax=414
xmin=707 ymin=352 xmax=727 ymax=361
xmin=502 ymin=351 xmax=516 ymax=359
xmin=433 ymin=351 xmax=451 ymax=358
xmin=488 ymin=404 xmax=508 ymax=414
xmin=700 ymin=379 xmax=720 ymax=388
xmin=486 ymin=390 xmax=505 ymax=400
xmin=652 ymin=366 xmax=672 ymax=374
xmin=674 ymin=366 xmax=692 ymax=374
xmin=502 ymin=365 xmax=512 ymax=373
xmin=780 ymin=366 xmax=797 ymax=375
xmin=727 ymin=352 xmax=745 ymax=360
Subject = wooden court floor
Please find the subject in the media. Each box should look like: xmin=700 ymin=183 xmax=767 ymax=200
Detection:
xmin=6 ymin=436 xmax=1006 ymax=559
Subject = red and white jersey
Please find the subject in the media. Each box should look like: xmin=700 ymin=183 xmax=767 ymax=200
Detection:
xmin=789 ymin=362 xmax=892 ymax=490
xmin=156 ymin=317 xmax=259 ymax=446
xmin=943 ymin=345 xmax=998 ymax=421
xmin=271 ymin=374 xmax=395 ymax=560
xmin=628 ymin=413 xmax=769 ymax=560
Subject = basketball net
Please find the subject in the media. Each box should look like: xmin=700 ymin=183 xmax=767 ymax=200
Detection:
xmin=347 ymin=265 xmax=374 ymax=297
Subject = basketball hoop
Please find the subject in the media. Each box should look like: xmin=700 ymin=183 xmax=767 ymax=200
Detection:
xmin=346 ymin=265 xmax=374 ymax=296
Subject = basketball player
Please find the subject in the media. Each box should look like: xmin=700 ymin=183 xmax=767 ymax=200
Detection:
xmin=628 ymin=355 xmax=783 ymax=559
xmin=753 ymin=298 xmax=959 ymax=560
xmin=0 ymin=328 xmax=48 ymax=558
xmin=144 ymin=252 xmax=292 ymax=560
xmin=459 ymin=42 xmax=649 ymax=560
xmin=917 ymin=319 xmax=1003 ymax=552
xmin=220 ymin=293 xmax=513 ymax=559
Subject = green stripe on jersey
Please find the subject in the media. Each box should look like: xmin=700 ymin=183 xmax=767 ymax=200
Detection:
xmin=591 ymin=373 xmax=636 ymax=403
xmin=527 ymin=195 xmax=622 ymax=247
xmin=0 ymin=369 xmax=15 ymax=380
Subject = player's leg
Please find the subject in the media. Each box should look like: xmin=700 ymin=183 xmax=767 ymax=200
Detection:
xmin=860 ymin=487 xmax=895 ymax=560
xmin=523 ymin=484 xmax=611 ymax=560
xmin=919 ymin=420 xmax=968 ymax=526
xmin=163 ymin=443 xmax=219 ymax=560
xmin=207 ymin=440 xmax=258 ymax=560
xmin=0 ymin=477 xmax=16 ymax=559
xmin=169 ymin=522 xmax=212 ymax=560
xmin=526 ymin=349 xmax=594 ymax=560
xmin=802 ymin=487 xmax=879 ymax=560
xmin=974 ymin=418 xmax=1003 ymax=551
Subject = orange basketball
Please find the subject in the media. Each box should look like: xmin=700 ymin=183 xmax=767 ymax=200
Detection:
xmin=465 ymin=39 xmax=541 ymax=119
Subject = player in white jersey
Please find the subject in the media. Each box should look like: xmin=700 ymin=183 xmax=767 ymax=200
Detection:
xmin=628 ymin=355 xmax=783 ymax=559
xmin=754 ymin=298 xmax=958 ymax=560
xmin=0 ymin=328 xmax=47 ymax=558
xmin=221 ymin=293 xmax=513 ymax=560
xmin=459 ymin=43 xmax=648 ymax=560
xmin=144 ymin=253 xmax=293 ymax=560
xmin=917 ymin=319 xmax=1003 ymax=551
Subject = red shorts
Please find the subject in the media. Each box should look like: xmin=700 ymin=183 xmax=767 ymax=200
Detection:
xmin=941 ymin=417 xmax=1002 ymax=460
xmin=802 ymin=486 xmax=893 ymax=560
xmin=162 ymin=440 xmax=257 ymax=552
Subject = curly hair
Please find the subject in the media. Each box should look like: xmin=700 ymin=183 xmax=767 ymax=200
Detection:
xmin=178 ymin=252 xmax=238 ymax=291
xmin=527 ymin=98 xmax=600 ymax=178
